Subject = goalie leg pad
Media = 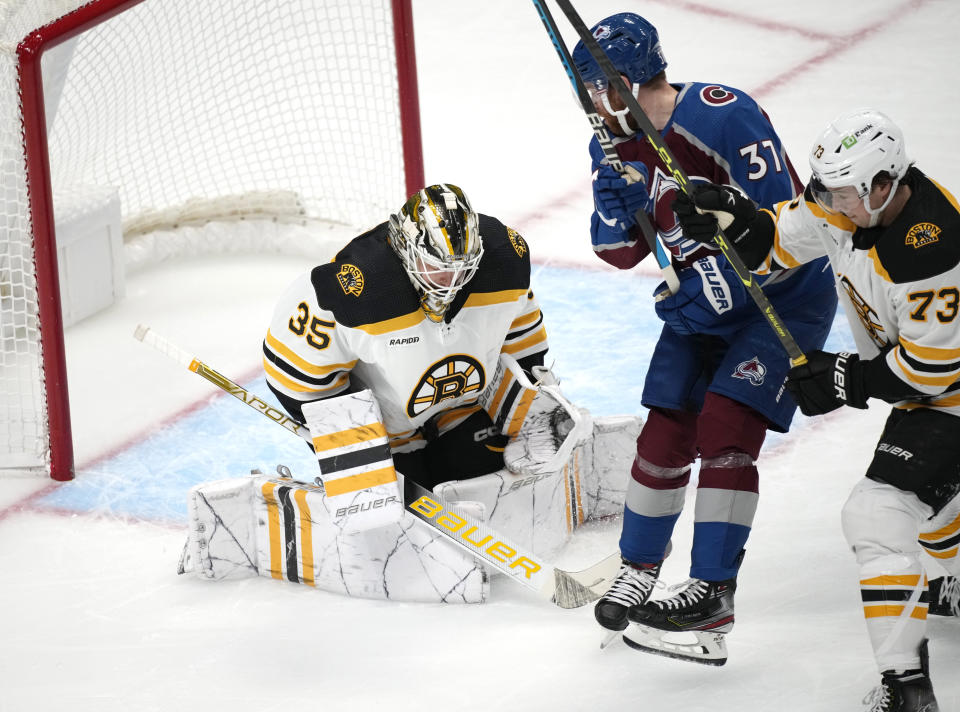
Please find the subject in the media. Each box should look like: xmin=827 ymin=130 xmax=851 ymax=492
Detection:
xmin=183 ymin=473 xmax=487 ymax=603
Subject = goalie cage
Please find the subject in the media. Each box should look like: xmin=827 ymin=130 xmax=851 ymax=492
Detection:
xmin=0 ymin=0 xmax=424 ymax=480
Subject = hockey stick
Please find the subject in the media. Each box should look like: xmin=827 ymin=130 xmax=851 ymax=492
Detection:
xmin=531 ymin=0 xmax=679 ymax=296
xmin=133 ymin=324 xmax=620 ymax=609
xmin=552 ymin=0 xmax=807 ymax=367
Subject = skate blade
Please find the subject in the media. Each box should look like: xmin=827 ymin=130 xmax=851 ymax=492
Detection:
xmin=599 ymin=630 xmax=620 ymax=650
xmin=622 ymin=624 xmax=728 ymax=666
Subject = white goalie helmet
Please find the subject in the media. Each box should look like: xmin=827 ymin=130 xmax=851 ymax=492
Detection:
xmin=808 ymin=108 xmax=909 ymax=224
xmin=388 ymin=184 xmax=484 ymax=322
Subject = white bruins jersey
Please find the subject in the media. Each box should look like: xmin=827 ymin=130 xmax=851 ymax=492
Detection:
xmin=263 ymin=215 xmax=548 ymax=451
xmin=757 ymin=167 xmax=960 ymax=415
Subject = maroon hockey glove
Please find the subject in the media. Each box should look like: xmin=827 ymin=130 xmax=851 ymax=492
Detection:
xmin=785 ymin=350 xmax=868 ymax=416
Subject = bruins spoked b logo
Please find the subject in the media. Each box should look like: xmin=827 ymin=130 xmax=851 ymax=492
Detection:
xmin=407 ymin=355 xmax=485 ymax=417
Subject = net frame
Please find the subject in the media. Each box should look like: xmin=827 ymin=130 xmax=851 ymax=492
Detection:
xmin=2 ymin=0 xmax=424 ymax=480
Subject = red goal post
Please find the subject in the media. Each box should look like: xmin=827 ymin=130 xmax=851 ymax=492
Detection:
xmin=1 ymin=0 xmax=424 ymax=481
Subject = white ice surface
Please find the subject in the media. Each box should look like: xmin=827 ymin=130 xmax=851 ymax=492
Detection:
xmin=2 ymin=1 xmax=960 ymax=710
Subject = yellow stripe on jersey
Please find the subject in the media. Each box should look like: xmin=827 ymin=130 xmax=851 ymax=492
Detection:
xmin=897 ymin=393 xmax=960 ymax=409
xmin=502 ymin=326 xmax=547 ymax=355
xmin=860 ymin=574 xmax=923 ymax=587
xmin=324 ymin=467 xmax=397 ymax=497
xmin=464 ymin=288 xmax=528 ymax=308
xmin=354 ymin=309 xmax=426 ymax=335
xmin=311 ymin=422 xmax=388 ymax=452
xmin=510 ymin=308 xmax=542 ymax=330
xmin=867 ymin=247 xmax=893 ymax=283
xmin=899 ymin=337 xmax=960 ymax=361
xmin=263 ymin=357 xmax=350 ymax=394
xmin=265 ymin=330 xmax=357 ymax=376
xmin=920 ymin=512 xmax=960 ymax=541
xmin=431 ymin=404 xmax=481 ymax=431
xmin=893 ymin=349 xmax=959 ymax=387
xmin=766 ymin=207 xmax=803 ymax=269
xmin=929 ymin=177 xmax=960 ymax=212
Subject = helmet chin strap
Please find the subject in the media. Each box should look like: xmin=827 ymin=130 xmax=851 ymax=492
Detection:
xmin=863 ymin=178 xmax=900 ymax=228
xmin=599 ymin=83 xmax=641 ymax=136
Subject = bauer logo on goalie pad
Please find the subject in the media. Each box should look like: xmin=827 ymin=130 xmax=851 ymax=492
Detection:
xmin=303 ymin=391 xmax=402 ymax=533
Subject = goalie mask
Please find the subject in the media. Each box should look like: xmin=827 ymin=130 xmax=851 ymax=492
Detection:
xmin=808 ymin=109 xmax=909 ymax=227
xmin=388 ymin=184 xmax=483 ymax=322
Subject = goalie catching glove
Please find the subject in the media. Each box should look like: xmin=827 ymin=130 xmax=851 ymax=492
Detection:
xmin=480 ymin=354 xmax=592 ymax=477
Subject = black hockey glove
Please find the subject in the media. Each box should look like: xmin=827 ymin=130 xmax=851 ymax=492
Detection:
xmin=785 ymin=350 xmax=869 ymax=416
xmin=671 ymin=184 xmax=757 ymax=246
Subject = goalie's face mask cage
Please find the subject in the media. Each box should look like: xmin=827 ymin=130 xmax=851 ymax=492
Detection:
xmin=571 ymin=13 xmax=667 ymax=135
xmin=388 ymin=184 xmax=483 ymax=322
xmin=808 ymin=108 xmax=908 ymax=226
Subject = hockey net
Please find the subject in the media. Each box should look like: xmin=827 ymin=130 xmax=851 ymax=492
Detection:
xmin=0 ymin=0 xmax=423 ymax=480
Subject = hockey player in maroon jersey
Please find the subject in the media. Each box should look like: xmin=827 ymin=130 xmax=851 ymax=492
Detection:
xmin=674 ymin=108 xmax=958 ymax=710
xmin=572 ymin=12 xmax=839 ymax=664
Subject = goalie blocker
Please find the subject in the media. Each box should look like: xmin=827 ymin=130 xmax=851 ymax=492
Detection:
xmin=180 ymin=365 xmax=643 ymax=603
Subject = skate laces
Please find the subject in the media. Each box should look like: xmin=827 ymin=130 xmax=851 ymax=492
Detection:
xmin=601 ymin=563 xmax=661 ymax=606
xmin=655 ymin=578 xmax=710 ymax=611
xmin=937 ymin=576 xmax=960 ymax=616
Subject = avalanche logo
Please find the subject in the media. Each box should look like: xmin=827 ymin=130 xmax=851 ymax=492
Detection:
xmin=407 ymin=354 xmax=485 ymax=417
xmin=593 ymin=24 xmax=612 ymax=40
xmin=700 ymin=85 xmax=737 ymax=107
xmin=732 ymin=357 xmax=767 ymax=386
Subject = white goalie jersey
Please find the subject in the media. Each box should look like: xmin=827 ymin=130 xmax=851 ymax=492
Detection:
xmin=756 ymin=168 xmax=960 ymax=415
xmin=262 ymin=215 xmax=548 ymax=451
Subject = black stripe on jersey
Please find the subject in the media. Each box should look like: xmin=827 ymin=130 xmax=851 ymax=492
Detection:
xmin=263 ymin=343 xmax=345 ymax=387
xmin=277 ymin=486 xmax=300 ymax=583
xmin=507 ymin=313 xmax=543 ymax=340
xmin=317 ymin=443 xmax=393 ymax=475
xmin=898 ymin=347 xmax=960 ymax=375
xmin=860 ymin=588 xmax=930 ymax=604
xmin=920 ymin=532 xmax=960 ymax=552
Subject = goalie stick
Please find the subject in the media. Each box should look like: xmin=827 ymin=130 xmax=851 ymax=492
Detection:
xmin=133 ymin=324 xmax=619 ymax=609
xmin=551 ymin=0 xmax=807 ymax=368
xmin=531 ymin=0 xmax=679 ymax=296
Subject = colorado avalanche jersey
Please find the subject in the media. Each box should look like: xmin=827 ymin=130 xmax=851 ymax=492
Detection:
xmin=263 ymin=216 xmax=548 ymax=452
xmin=589 ymin=81 xmax=834 ymax=314
xmin=758 ymin=167 xmax=960 ymax=416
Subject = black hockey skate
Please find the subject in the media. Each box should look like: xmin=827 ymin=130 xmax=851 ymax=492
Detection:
xmin=927 ymin=576 xmax=959 ymax=617
xmin=594 ymin=559 xmax=662 ymax=632
xmin=623 ymin=577 xmax=735 ymax=666
xmin=862 ymin=639 xmax=939 ymax=711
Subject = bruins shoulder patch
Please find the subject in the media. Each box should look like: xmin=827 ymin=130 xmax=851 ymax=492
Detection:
xmin=507 ymin=227 xmax=527 ymax=258
xmin=905 ymin=222 xmax=941 ymax=249
xmin=337 ymin=263 xmax=364 ymax=296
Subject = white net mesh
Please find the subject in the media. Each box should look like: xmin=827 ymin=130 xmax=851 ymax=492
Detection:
xmin=0 ymin=0 xmax=414 ymax=475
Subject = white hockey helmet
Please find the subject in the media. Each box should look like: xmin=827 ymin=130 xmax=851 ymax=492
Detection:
xmin=808 ymin=109 xmax=909 ymax=224
xmin=388 ymin=184 xmax=483 ymax=322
